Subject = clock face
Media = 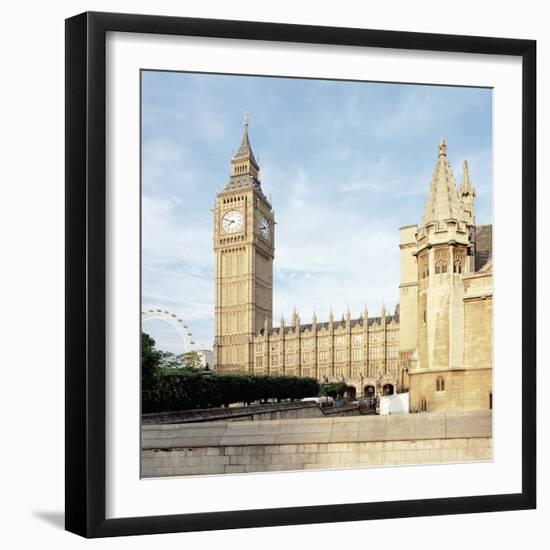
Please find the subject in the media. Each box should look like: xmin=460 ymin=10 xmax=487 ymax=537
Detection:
xmin=258 ymin=215 xmax=271 ymax=241
xmin=221 ymin=210 xmax=243 ymax=233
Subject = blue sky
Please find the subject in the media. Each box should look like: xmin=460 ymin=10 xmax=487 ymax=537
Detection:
xmin=141 ymin=70 xmax=492 ymax=353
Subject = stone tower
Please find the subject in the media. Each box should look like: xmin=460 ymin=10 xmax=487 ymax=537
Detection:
xmin=405 ymin=139 xmax=483 ymax=411
xmin=213 ymin=116 xmax=275 ymax=373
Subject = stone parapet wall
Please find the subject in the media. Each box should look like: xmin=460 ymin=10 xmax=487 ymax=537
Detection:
xmin=142 ymin=401 xmax=326 ymax=425
xmin=141 ymin=410 xmax=492 ymax=477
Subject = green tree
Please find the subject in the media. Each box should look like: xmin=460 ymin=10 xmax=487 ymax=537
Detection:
xmin=156 ymin=350 xmax=203 ymax=372
xmin=322 ymin=381 xmax=348 ymax=399
xmin=180 ymin=351 xmax=203 ymax=371
xmin=141 ymin=332 xmax=162 ymax=391
xmin=141 ymin=371 xmax=321 ymax=414
xmin=159 ymin=351 xmax=180 ymax=369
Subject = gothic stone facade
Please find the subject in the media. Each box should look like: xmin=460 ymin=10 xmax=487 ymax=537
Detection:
xmin=398 ymin=140 xmax=492 ymax=411
xmin=252 ymin=308 xmax=403 ymax=398
xmin=213 ymin=124 xmax=492 ymax=411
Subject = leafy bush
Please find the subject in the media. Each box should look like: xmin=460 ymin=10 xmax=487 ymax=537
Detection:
xmin=322 ymin=381 xmax=348 ymax=399
xmin=142 ymin=370 xmax=320 ymax=413
xmin=141 ymin=331 xmax=320 ymax=413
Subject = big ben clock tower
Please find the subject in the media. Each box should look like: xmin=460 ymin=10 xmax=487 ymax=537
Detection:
xmin=213 ymin=115 xmax=275 ymax=373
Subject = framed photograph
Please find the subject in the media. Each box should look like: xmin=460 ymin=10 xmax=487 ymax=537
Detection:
xmin=65 ymin=11 xmax=536 ymax=538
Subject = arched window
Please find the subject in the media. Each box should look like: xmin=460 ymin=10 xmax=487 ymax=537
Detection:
xmin=435 ymin=260 xmax=448 ymax=274
xmin=436 ymin=376 xmax=445 ymax=392
xmin=453 ymin=258 xmax=463 ymax=273
xmin=419 ymin=255 xmax=429 ymax=279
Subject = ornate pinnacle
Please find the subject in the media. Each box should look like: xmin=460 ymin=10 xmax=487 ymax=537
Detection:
xmin=422 ymin=138 xmax=466 ymax=226
xmin=460 ymin=160 xmax=475 ymax=196
xmin=438 ymin=138 xmax=447 ymax=158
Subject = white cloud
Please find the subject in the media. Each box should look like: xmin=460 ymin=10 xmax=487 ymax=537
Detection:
xmin=267 ymin=166 xmax=400 ymax=322
xmin=340 ymin=181 xmax=383 ymax=193
xmin=140 ymin=74 xmax=492 ymax=352
xmin=141 ymin=194 xmax=215 ymax=350
xmin=141 ymin=194 xmax=212 ymax=270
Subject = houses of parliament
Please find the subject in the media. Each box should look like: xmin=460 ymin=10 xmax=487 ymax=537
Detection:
xmin=212 ymin=119 xmax=493 ymax=412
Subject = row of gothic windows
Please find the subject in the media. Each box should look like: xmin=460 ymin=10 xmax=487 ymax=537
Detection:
xmin=221 ymin=195 xmax=244 ymax=204
xmin=420 ymin=255 xmax=465 ymax=277
xmin=233 ymin=163 xmax=249 ymax=174
xmin=266 ymin=335 xmax=397 ymax=352
xmin=263 ymin=349 xmax=400 ymax=365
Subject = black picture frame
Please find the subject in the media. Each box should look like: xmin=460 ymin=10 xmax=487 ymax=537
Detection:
xmin=65 ymin=11 xmax=536 ymax=538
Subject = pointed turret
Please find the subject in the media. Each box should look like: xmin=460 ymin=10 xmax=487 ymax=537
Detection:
xmin=233 ymin=112 xmax=259 ymax=170
xmin=292 ymin=307 xmax=300 ymax=327
xmin=328 ymin=306 xmax=334 ymax=326
xmin=421 ymin=139 xmax=465 ymax=227
xmin=459 ymin=160 xmax=474 ymax=194
xmin=459 ymin=160 xmax=476 ymax=225
xmin=345 ymin=305 xmax=351 ymax=322
xmin=225 ymin=113 xmax=262 ymax=192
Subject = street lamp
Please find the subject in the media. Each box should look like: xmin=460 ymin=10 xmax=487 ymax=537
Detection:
xmin=376 ymin=371 xmax=383 ymax=397
xmin=375 ymin=371 xmax=384 ymax=414
xmin=322 ymin=375 xmax=331 ymax=408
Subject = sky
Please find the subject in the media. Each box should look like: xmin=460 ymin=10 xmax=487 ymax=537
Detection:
xmin=141 ymin=70 xmax=492 ymax=353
